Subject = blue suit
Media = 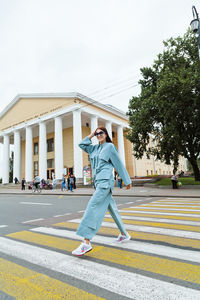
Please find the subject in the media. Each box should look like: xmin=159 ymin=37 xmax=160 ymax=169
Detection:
xmin=76 ymin=137 xmax=132 ymax=240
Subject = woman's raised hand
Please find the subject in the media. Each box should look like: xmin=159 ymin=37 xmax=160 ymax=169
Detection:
xmin=88 ymin=130 xmax=96 ymax=140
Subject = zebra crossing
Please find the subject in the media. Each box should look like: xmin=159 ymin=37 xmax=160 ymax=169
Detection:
xmin=0 ymin=197 xmax=200 ymax=299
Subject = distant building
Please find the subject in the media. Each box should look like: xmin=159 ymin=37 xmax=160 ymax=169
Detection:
xmin=0 ymin=93 xmax=187 ymax=184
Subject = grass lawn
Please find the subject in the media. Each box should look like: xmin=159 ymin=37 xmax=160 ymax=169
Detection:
xmin=154 ymin=177 xmax=200 ymax=186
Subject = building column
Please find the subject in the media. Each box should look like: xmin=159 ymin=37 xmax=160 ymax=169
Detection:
xmin=13 ymin=131 xmax=21 ymax=181
xmin=117 ymin=125 xmax=126 ymax=166
xmin=105 ymin=121 xmax=112 ymax=140
xmin=54 ymin=117 xmax=63 ymax=180
xmin=2 ymin=135 xmax=10 ymax=184
xmin=25 ymin=126 xmax=33 ymax=182
xmin=39 ymin=122 xmax=47 ymax=180
xmin=73 ymin=110 xmax=83 ymax=180
xmin=90 ymin=115 xmax=98 ymax=145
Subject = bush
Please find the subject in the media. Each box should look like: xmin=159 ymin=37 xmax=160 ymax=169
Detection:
xmin=154 ymin=177 xmax=200 ymax=185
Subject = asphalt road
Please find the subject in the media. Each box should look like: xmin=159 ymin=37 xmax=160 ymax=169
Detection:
xmin=0 ymin=194 xmax=200 ymax=300
xmin=0 ymin=194 xmax=153 ymax=236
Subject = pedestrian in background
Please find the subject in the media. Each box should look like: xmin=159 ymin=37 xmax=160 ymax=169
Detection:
xmin=73 ymin=174 xmax=76 ymax=189
xmin=52 ymin=175 xmax=57 ymax=190
xmin=72 ymin=127 xmax=132 ymax=256
xmin=69 ymin=174 xmax=74 ymax=192
xmin=171 ymin=173 xmax=178 ymax=189
xmin=116 ymin=173 xmax=123 ymax=188
xmin=21 ymin=178 xmax=26 ymax=190
xmin=61 ymin=174 xmax=67 ymax=191
xmin=14 ymin=177 xmax=19 ymax=184
xmin=67 ymin=173 xmax=70 ymax=190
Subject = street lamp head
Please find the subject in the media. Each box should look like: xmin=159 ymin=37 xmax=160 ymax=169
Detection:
xmin=191 ymin=6 xmax=199 ymax=33
xmin=190 ymin=18 xmax=199 ymax=33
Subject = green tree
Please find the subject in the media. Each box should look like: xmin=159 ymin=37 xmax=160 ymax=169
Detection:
xmin=127 ymin=30 xmax=200 ymax=180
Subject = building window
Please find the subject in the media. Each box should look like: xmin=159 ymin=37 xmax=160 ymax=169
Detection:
xmin=47 ymin=159 xmax=54 ymax=169
xmin=34 ymin=142 xmax=38 ymax=155
xmin=47 ymin=138 xmax=54 ymax=152
xmin=34 ymin=161 xmax=38 ymax=176
xmin=146 ymin=170 xmax=149 ymax=176
xmin=151 ymin=170 xmax=153 ymax=175
xmin=112 ymin=132 xmax=115 ymax=138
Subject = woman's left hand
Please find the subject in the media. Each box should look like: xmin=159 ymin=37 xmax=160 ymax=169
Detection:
xmin=126 ymin=184 xmax=132 ymax=190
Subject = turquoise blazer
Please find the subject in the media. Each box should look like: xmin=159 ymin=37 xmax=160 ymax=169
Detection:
xmin=79 ymin=137 xmax=131 ymax=187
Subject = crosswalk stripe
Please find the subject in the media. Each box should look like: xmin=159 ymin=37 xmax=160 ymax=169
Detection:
xmin=0 ymin=237 xmax=199 ymax=300
xmin=0 ymin=257 xmax=103 ymax=300
xmin=128 ymin=206 xmax=200 ymax=212
xmin=123 ymin=208 xmax=200 ymax=214
xmin=67 ymin=219 xmax=200 ymax=239
xmin=119 ymin=210 xmax=200 ymax=218
xmin=118 ymin=211 xmax=200 ymax=222
xmin=104 ymin=217 xmax=200 ymax=232
xmin=105 ymin=214 xmax=200 ymax=226
xmin=140 ymin=205 xmax=200 ymax=210
xmin=151 ymin=201 xmax=200 ymax=206
xmin=144 ymin=203 xmax=200 ymax=210
xmin=159 ymin=198 xmax=200 ymax=203
xmin=32 ymin=227 xmax=200 ymax=264
xmin=5 ymin=231 xmax=200 ymax=284
xmin=54 ymin=221 xmax=200 ymax=249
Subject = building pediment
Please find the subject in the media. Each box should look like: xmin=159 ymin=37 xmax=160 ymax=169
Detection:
xmin=0 ymin=93 xmax=128 ymax=132
xmin=0 ymin=94 xmax=77 ymax=131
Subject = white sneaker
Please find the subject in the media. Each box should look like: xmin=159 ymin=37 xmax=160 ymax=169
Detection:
xmin=72 ymin=242 xmax=92 ymax=256
xmin=114 ymin=232 xmax=131 ymax=243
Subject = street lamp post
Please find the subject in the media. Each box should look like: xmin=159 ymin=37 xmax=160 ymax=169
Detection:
xmin=190 ymin=5 xmax=200 ymax=58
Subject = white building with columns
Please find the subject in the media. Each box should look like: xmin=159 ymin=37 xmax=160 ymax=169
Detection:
xmin=0 ymin=93 xmax=134 ymax=184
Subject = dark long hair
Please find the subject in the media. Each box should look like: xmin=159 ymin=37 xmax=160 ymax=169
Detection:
xmin=95 ymin=127 xmax=113 ymax=143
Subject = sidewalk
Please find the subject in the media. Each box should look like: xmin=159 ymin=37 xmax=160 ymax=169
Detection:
xmin=0 ymin=186 xmax=200 ymax=198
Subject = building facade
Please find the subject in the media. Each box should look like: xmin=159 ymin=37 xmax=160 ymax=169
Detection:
xmin=0 ymin=93 xmax=134 ymax=184
xmin=0 ymin=93 xmax=187 ymax=184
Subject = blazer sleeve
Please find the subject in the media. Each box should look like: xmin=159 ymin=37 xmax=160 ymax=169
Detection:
xmin=109 ymin=144 xmax=132 ymax=186
xmin=78 ymin=136 xmax=95 ymax=154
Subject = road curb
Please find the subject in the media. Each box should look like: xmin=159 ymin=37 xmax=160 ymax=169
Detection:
xmin=0 ymin=192 xmax=200 ymax=198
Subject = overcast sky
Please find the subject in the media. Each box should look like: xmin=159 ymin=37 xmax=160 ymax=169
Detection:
xmin=0 ymin=0 xmax=198 ymax=177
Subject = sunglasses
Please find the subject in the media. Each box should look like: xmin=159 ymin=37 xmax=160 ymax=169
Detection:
xmin=95 ymin=131 xmax=105 ymax=137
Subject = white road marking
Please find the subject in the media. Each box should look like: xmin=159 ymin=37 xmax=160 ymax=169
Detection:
xmin=53 ymin=215 xmax=64 ymax=218
xmin=22 ymin=218 xmax=44 ymax=224
xmin=0 ymin=225 xmax=8 ymax=228
xmin=64 ymin=213 xmax=71 ymax=215
xmin=119 ymin=210 xmax=200 ymax=218
xmin=149 ymin=203 xmax=200 ymax=208
xmin=106 ymin=214 xmax=200 ymax=226
xmin=20 ymin=202 xmax=52 ymax=206
xmin=78 ymin=210 xmax=84 ymax=213
xmin=125 ymin=202 xmax=134 ymax=204
xmin=0 ymin=237 xmax=199 ymax=300
xmin=69 ymin=219 xmax=200 ymax=240
xmin=130 ymin=206 xmax=200 ymax=212
xmin=32 ymin=227 xmax=200 ymax=264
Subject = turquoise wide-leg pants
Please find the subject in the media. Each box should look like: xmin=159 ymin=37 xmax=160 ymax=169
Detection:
xmin=76 ymin=181 xmax=127 ymax=240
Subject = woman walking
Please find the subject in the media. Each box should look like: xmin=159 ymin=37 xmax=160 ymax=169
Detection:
xmin=72 ymin=127 xmax=132 ymax=256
